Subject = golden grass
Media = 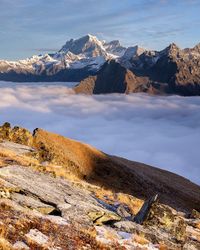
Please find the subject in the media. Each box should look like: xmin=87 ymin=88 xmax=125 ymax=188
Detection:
xmin=0 ymin=238 xmax=12 ymax=250
xmin=33 ymin=129 xmax=107 ymax=177
xmin=0 ymin=221 xmax=12 ymax=250
xmin=0 ymin=147 xmax=39 ymax=168
xmin=94 ymin=188 xmax=143 ymax=216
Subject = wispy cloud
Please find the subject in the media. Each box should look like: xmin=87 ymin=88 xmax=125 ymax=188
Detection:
xmin=30 ymin=48 xmax=59 ymax=53
xmin=0 ymin=0 xmax=199 ymax=59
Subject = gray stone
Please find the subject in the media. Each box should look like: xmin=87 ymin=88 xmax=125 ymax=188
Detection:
xmin=25 ymin=229 xmax=48 ymax=246
xmin=13 ymin=241 xmax=30 ymax=250
xmin=0 ymin=165 xmax=121 ymax=226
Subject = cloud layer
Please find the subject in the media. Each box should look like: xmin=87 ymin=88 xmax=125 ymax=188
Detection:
xmin=0 ymin=82 xmax=200 ymax=184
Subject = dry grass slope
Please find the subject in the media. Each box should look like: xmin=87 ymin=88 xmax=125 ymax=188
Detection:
xmin=32 ymin=128 xmax=200 ymax=213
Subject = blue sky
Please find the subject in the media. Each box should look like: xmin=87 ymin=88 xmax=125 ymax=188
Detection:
xmin=0 ymin=0 xmax=200 ymax=60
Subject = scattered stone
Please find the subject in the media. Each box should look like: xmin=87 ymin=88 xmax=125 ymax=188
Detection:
xmin=183 ymin=241 xmax=200 ymax=250
xmin=191 ymin=209 xmax=200 ymax=219
xmin=88 ymin=211 xmax=121 ymax=225
xmin=114 ymin=221 xmax=137 ymax=233
xmin=25 ymin=229 xmax=49 ymax=246
xmin=13 ymin=241 xmax=30 ymax=250
xmin=117 ymin=204 xmax=132 ymax=218
xmin=186 ymin=225 xmax=200 ymax=243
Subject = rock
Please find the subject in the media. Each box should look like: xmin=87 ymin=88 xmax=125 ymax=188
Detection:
xmin=114 ymin=220 xmax=181 ymax=249
xmin=133 ymin=194 xmax=158 ymax=224
xmin=116 ymin=204 xmax=132 ymax=218
xmin=0 ymin=140 xmax=35 ymax=155
xmin=145 ymin=203 xmax=187 ymax=242
xmin=88 ymin=211 xmax=121 ymax=225
xmin=74 ymin=60 xmax=151 ymax=95
xmin=13 ymin=241 xmax=30 ymax=250
xmin=95 ymin=225 xmax=159 ymax=250
xmin=186 ymin=225 xmax=200 ymax=243
xmin=0 ymin=165 xmax=121 ymax=227
xmin=11 ymin=193 xmax=56 ymax=215
xmin=183 ymin=241 xmax=200 ymax=250
xmin=187 ymin=219 xmax=200 ymax=230
xmin=25 ymin=229 xmax=49 ymax=246
xmin=114 ymin=220 xmax=137 ymax=233
xmin=191 ymin=209 xmax=200 ymax=219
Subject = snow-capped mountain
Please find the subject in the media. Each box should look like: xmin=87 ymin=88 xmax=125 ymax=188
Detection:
xmin=0 ymin=34 xmax=200 ymax=96
xmin=0 ymin=34 xmax=127 ymax=80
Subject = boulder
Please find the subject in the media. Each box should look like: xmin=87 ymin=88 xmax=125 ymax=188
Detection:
xmin=145 ymin=203 xmax=187 ymax=242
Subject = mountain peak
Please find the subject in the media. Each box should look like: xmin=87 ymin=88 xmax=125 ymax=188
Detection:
xmin=59 ymin=34 xmax=105 ymax=57
xmin=193 ymin=42 xmax=200 ymax=52
xmin=85 ymin=33 xmax=98 ymax=40
xmin=167 ymin=43 xmax=180 ymax=51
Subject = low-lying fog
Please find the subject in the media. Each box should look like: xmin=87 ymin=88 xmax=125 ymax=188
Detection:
xmin=0 ymin=82 xmax=199 ymax=184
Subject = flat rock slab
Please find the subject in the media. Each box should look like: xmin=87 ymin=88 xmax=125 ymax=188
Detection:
xmin=0 ymin=165 xmax=120 ymax=225
xmin=11 ymin=193 xmax=56 ymax=214
xmin=0 ymin=141 xmax=35 ymax=155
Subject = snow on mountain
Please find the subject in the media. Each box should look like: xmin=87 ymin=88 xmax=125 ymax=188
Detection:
xmin=0 ymin=34 xmax=131 ymax=75
xmin=103 ymin=40 xmax=126 ymax=57
xmin=1 ymin=34 xmax=200 ymax=82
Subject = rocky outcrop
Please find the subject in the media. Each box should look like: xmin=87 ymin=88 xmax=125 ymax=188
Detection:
xmin=0 ymin=123 xmax=33 ymax=146
xmin=74 ymin=41 xmax=200 ymax=96
xmin=128 ymin=43 xmax=200 ymax=95
xmin=74 ymin=60 xmax=167 ymax=95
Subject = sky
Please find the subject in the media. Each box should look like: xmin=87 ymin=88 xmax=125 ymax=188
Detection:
xmin=0 ymin=0 xmax=200 ymax=60
xmin=0 ymin=82 xmax=200 ymax=185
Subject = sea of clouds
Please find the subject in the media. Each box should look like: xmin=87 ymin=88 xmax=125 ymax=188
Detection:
xmin=0 ymin=82 xmax=200 ymax=184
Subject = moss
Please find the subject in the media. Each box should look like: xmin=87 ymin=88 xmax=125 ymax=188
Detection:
xmin=145 ymin=204 xmax=187 ymax=243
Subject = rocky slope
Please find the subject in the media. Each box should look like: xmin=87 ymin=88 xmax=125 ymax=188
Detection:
xmin=74 ymin=42 xmax=200 ymax=96
xmin=74 ymin=60 xmax=168 ymax=95
xmin=0 ymin=122 xmax=200 ymax=249
xmin=0 ymin=35 xmax=200 ymax=96
xmin=126 ymin=43 xmax=200 ymax=95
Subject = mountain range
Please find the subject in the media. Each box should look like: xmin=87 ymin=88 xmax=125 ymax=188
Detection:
xmin=1 ymin=34 xmax=200 ymax=95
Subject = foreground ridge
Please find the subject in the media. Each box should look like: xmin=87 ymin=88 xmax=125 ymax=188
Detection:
xmin=0 ymin=122 xmax=200 ymax=249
